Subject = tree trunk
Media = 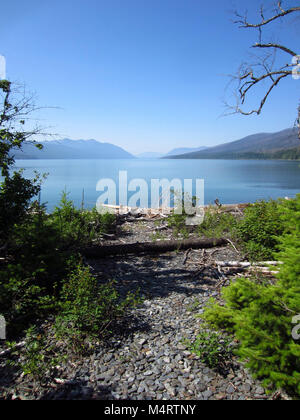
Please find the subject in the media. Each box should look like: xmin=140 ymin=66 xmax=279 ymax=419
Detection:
xmin=82 ymin=237 xmax=227 ymax=258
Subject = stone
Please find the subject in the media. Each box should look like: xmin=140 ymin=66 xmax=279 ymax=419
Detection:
xmin=226 ymin=385 xmax=236 ymax=394
xmin=203 ymin=390 xmax=213 ymax=399
xmin=143 ymin=370 xmax=153 ymax=376
xmin=256 ymin=386 xmax=265 ymax=395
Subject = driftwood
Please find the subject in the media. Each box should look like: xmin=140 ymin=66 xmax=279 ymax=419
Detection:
xmin=215 ymin=261 xmax=282 ymax=275
xmin=215 ymin=261 xmax=282 ymax=268
xmin=82 ymin=238 xmax=227 ymax=258
xmin=0 ymin=341 xmax=26 ymax=358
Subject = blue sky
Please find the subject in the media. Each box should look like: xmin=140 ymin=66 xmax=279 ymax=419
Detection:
xmin=1 ymin=0 xmax=299 ymax=154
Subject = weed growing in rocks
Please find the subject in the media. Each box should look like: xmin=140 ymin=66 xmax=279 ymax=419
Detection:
xmin=55 ymin=263 xmax=142 ymax=353
xmin=187 ymin=329 xmax=233 ymax=370
xmin=198 ymin=208 xmax=237 ymax=239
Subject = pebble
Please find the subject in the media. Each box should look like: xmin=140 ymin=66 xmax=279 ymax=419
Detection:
xmin=0 ymin=226 xmax=273 ymax=401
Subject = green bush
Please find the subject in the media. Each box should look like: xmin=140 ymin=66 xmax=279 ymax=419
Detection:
xmin=55 ymin=263 xmax=142 ymax=352
xmin=0 ymin=194 xmax=116 ymax=337
xmin=0 ymin=264 xmax=57 ymax=336
xmin=202 ymin=195 xmax=300 ymax=396
xmin=17 ymin=327 xmax=63 ymax=381
xmin=50 ymin=191 xmax=116 ymax=246
xmin=0 ymin=80 xmax=43 ymax=244
xmin=235 ymin=200 xmax=283 ymax=260
xmin=188 ymin=329 xmax=232 ymax=369
xmin=0 ymin=172 xmax=41 ymax=243
xmin=0 ymin=206 xmax=64 ymax=335
xmin=167 ymin=213 xmax=189 ymax=238
xmin=276 ymin=195 xmax=300 ymax=288
xmin=198 ymin=208 xmax=237 ymax=239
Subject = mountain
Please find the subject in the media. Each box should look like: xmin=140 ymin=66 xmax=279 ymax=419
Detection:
xmin=137 ymin=152 xmax=164 ymax=158
xmin=165 ymin=146 xmax=208 ymax=157
xmin=167 ymin=128 xmax=299 ymax=159
xmin=136 ymin=147 xmax=208 ymax=158
xmin=12 ymin=139 xmax=135 ymax=159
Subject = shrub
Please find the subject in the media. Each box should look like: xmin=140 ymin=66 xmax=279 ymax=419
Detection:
xmin=202 ymin=195 xmax=300 ymax=396
xmin=50 ymin=191 xmax=116 ymax=246
xmin=167 ymin=213 xmax=188 ymax=237
xmin=276 ymin=194 xmax=300 ymax=289
xmin=0 ymin=264 xmax=57 ymax=336
xmin=0 ymin=172 xmax=42 ymax=243
xmin=0 ymin=80 xmax=43 ymax=244
xmin=18 ymin=327 xmax=63 ymax=381
xmin=198 ymin=208 xmax=237 ymax=239
xmin=235 ymin=200 xmax=283 ymax=260
xmin=0 ymin=195 xmax=116 ymax=337
xmin=188 ymin=329 xmax=232 ymax=369
xmin=55 ymin=263 xmax=142 ymax=352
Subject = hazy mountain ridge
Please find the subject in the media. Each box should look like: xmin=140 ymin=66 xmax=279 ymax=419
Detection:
xmin=165 ymin=146 xmax=208 ymax=157
xmin=13 ymin=139 xmax=135 ymax=159
xmin=12 ymin=129 xmax=299 ymax=161
xmin=167 ymin=128 xmax=299 ymax=159
xmin=137 ymin=146 xmax=208 ymax=158
xmin=136 ymin=152 xmax=164 ymax=158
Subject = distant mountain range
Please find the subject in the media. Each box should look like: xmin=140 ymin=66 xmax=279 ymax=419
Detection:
xmin=166 ymin=128 xmax=300 ymax=160
xmin=137 ymin=146 xmax=208 ymax=159
xmin=13 ymin=139 xmax=135 ymax=159
xmin=164 ymin=146 xmax=208 ymax=157
xmin=136 ymin=152 xmax=164 ymax=158
xmin=12 ymin=128 xmax=300 ymax=161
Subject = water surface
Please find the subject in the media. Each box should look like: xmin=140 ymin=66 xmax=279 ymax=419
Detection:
xmin=14 ymin=159 xmax=300 ymax=211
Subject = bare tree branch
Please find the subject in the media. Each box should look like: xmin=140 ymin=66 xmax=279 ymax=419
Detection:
xmin=253 ymin=43 xmax=297 ymax=57
xmin=227 ymin=1 xmax=300 ymax=138
xmin=236 ymin=73 xmax=290 ymax=116
xmin=234 ymin=3 xmax=300 ymax=29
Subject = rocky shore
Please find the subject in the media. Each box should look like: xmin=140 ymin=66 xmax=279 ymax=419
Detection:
xmin=0 ymin=217 xmax=286 ymax=400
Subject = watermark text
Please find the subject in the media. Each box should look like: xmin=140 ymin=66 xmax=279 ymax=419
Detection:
xmin=96 ymin=171 xmax=205 ymax=225
xmin=292 ymin=315 xmax=300 ymax=340
xmin=292 ymin=55 xmax=300 ymax=80
xmin=0 ymin=55 xmax=6 ymax=80
xmin=0 ymin=315 xmax=6 ymax=340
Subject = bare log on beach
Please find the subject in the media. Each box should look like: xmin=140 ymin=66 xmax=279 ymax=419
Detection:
xmin=215 ymin=260 xmax=282 ymax=275
xmin=215 ymin=261 xmax=282 ymax=268
xmin=82 ymin=237 xmax=228 ymax=258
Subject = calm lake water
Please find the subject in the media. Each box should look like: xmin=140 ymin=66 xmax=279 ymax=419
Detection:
xmin=14 ymin=159 xmax=300 ymax=211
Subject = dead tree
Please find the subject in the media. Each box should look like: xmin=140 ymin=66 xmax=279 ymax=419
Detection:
xmin=82 ymin=237 xmax=228 ymax=258
xmin=228 ymin=1 xmax=300 ymax=139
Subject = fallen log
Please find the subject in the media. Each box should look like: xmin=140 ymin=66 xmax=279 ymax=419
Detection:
xmin=82 ymin=237 xmax=227 ymax=258
xmin=215 ymin=261 xmax=282 ymax=267
xmin=0 ymin=341 xmax=25 ymax=358
xmin=215 ymin=261 xmax=282 ymax=275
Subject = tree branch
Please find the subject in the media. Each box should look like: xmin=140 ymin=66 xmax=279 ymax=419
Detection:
xmin=253 ymin=43 xmax=297 ymax=57
xmin=236 ymin=72 xmax=290 ymax=116
xmin=228 ymin=2 xmax=299 ymax=133
xmin=235 ymin=4 xmax=300 ymax=29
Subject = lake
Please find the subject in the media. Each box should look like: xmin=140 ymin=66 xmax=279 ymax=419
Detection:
xmin=14 ymin=159 xmax=300 ymax=211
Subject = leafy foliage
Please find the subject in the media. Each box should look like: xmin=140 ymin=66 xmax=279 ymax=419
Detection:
xmin=187 ymin=329 xmax=232 ymax=369
xmin=0 ymin=80 xmax=43 ymax=243
xmin=18 ymin=327 xmax=63 ymax=381
xmin=55 ymin=263 xmax=141 ymax=352
xmin=0 ymin=193 xmax=117 ymax=337
xmin=202 ymin=195 xmax=300 ymax=396
xmin=167 ymin=213 xmax=189 ymax=238
xmin=50 ymin=191 xmax=116 ymax=247
xmin=235 ymin=200 xmax=283 ymax=260
xmin=198 ymin=208 xmax=237 ymax=239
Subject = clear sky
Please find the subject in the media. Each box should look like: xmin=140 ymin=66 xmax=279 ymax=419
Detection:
xmin=1 ymin=0 xmax=299 ymax=154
